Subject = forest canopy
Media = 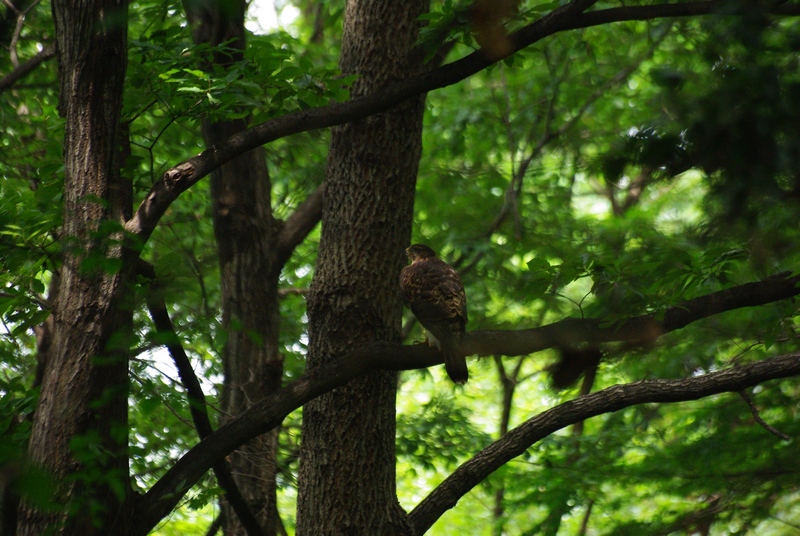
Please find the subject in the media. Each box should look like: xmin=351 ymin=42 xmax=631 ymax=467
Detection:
xmin=1 ymin=0 xmax=800 ymax=535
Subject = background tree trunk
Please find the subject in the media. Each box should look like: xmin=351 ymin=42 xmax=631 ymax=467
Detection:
xmin=212 ymin=123 xmax=283 ymax=536
xmin=184 ymin=1 xmax=283 ymax=534
xmin=18 ymin=1 xmax=131 ymax=534
xmin=297 ymin=1 xmax=429 ymax=534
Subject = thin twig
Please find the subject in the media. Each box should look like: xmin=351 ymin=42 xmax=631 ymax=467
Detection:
xmin=738 ymin=389 xmax=791 ymax=441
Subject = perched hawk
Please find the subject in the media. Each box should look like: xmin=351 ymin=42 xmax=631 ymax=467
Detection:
xmin=400 ymin=244 xmax=469 ymax=384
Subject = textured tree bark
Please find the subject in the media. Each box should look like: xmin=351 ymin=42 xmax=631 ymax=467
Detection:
xmin=17 ymin=1 xmax=131 ymax=534
xmin=184 ymin=1 xmax=282 ymax=534
xmin=297 ymin=1 xmax=429 ymax=534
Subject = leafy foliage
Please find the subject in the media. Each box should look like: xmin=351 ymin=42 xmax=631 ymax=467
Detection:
xmin=1 ymin=0 xmax=799 ymax=534
xmin=397 ymin=393 xmax=492 ymax=471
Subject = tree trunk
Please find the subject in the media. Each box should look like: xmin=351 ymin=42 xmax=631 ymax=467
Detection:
xmin=211 ymin=116 xmax=282 ymax=536
xmin=184 ymin=2 xmax=283 ymax=534
xmin=18 ymin=1 xmax=131 ymax=534
xmin=297 ymin=1 xmax=429 ymax=534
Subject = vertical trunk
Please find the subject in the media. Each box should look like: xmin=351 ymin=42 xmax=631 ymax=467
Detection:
xmin=18 ymin=1 xmax=130 ymax=535
xmin=297 ymin=1 xmax=428 ymax=534
xmin=184 ymin=2 xmax=282 ymax=533
xmin=211 ymin=118 xmax=282 ymax=535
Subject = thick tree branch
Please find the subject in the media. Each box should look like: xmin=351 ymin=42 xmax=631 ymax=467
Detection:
xmin=407 ymin=352 xmax=800 ymax=534
xmin=571 ymin=1 xmax=800 ymax=29
xmin=140 ymin=262 xmax=266 ymax=536
xmin=130 ymin=271 xmax=799 ymax=534
xmin=126 ymin=0 xmax=800 ymax=244
xmin=0 ymin=42 xmax=55 ymax=93
xmin=464 ymin=272 xmax=800 ymax=358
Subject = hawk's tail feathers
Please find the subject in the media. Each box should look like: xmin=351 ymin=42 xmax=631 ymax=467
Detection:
xmin=443 ymin=343 xmax=469 ymax=385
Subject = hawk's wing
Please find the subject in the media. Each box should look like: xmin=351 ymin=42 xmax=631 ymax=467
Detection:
xmin=400 ymin=258 xmax=467 ymax=328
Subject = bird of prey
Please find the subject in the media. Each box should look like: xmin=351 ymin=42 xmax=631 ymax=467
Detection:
xmin=400 ymin=244 xmax=469 ymax=384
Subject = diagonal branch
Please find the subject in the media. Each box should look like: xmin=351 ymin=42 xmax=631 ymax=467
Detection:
xmin=126 ymin=1 xmax=800 ymax=244
xmin=1 ymin=0 xmax=44 ymax=68
xmin=129 ymin=271 xmax=800 ymax=535
xmin=128 ymin=0 xmax=798 ymax=244
xmin=130 ymin=338 xmax=376 ymax=536
xmin=407 ymin=352 xmax=800 ymax=534
xmin=139 ymin=261 xmax=266 ymax=536
xmin=0 ymin=42 xmax=55 ymax=93
xmin=738 ymin=389 xmax=791 ymax=441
